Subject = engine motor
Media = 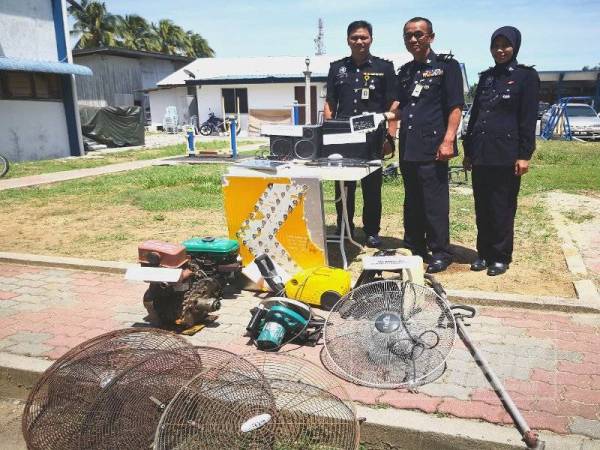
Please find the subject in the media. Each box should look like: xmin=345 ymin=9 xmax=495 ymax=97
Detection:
xmin=138 ymin=237 xmax=241 ymax=327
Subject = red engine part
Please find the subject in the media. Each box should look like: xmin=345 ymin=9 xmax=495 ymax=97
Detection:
xmin=138 ymin=240 xmax=189 ymax=269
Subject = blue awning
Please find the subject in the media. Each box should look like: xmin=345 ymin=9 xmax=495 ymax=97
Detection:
xmin=0 ymin=57 xmax=92 ymax=76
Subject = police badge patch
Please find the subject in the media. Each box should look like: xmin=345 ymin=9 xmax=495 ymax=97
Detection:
xmin=337 ymin=66 xmax=347 ymax=78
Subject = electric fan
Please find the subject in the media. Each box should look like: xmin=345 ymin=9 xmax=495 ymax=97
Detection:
xmin=78 ymin=346 xmax=237 ymax=450
xmin=154 ymin=352 xmax=360 ymax=450
xmin=22 ymin=328 xmax=189 ymax=450
xmin=322 ymin=279 xmax=456 ymax=389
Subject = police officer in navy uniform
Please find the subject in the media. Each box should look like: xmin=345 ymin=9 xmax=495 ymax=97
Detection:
xmin=324 ymin=20 xmax=397 ymax=248
xmin=394 ymin=17 xmax=464 ymax=273
xmin=463 ymin=26 xmax=539 ymax=276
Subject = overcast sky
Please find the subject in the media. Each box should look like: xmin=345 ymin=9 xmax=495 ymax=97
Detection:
xmin=102 ymin=0 xmax=600 ymax=85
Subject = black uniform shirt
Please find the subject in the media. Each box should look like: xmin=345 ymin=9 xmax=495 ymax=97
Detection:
xmin=463 ymin=61 xmax=540 ymax=165
xmin=326 ymin=55 xmax=396 ymax=118
xmin=396 ymin=50 xmax=465 ymax=162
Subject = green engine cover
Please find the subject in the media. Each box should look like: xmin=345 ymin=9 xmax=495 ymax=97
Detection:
xmin=182 ymin=237 xmax=239 ymax=256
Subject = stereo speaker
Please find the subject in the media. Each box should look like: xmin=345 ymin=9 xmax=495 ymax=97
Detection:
xmin=269 ymin=125 xmax=322 ymax=160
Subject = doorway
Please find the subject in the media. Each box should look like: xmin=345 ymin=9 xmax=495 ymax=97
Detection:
xmin=294 ymin=86 xmax=317 ymax=124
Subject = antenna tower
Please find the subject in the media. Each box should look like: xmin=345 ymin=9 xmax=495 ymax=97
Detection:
xmin=314 ymin=18 xmax=325 ymax=55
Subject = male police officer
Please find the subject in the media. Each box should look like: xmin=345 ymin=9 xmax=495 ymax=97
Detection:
xmin=324 ymin=20 xmax=397 ymax=248
xmin=395 ymin=17 xmax=464 ymax=273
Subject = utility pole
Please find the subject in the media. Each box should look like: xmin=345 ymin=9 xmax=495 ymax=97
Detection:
xmin=304 ymin=57 xmax=312 ymax=124
xmin=314 ymin=18 xmax=325 ymax=56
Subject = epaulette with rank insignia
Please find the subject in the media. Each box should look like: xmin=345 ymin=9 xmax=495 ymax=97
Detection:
xmin=516 ymin=64 xmax=536 ymax=70
xmin=479 ymin=66 xmax=494 ymax=76
xmin=436 ymin=52 xmax=454 ymax=62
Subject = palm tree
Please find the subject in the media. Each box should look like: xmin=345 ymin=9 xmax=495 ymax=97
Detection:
xmin=186 ymin=32 xmax=215 ymax=58
xmin=151 ymin=19 xmax=189 ymax=55
xmin=69 ymin=0 xmax=119 ymax=49
xmin=116 ymin=15 xmax=158 ymax=52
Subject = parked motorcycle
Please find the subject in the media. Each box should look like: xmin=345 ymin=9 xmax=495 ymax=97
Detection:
xmin=199 ymin=112 xmax=241 ymax=136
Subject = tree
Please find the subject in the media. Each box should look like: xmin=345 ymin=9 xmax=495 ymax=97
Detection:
xmin=582 ymin=64 xmax=600 ymax=71
xmin=186 ymin=32 xmax=215 ymax=58
xmin=116 ymin=15 xmax=158 ymax=52
xmin=69 ymin=0 xmax=119 ymax=49
xmin=151 ymin=20 xmax=189 ymax=55
xmin=185 ymin=32 xmax=215 ymax=58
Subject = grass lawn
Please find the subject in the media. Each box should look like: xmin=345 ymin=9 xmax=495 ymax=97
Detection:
xmin=0 ymin=139 xmax=597 ymax=297
xmin=3 ymin=140 xmax=262 ymax=179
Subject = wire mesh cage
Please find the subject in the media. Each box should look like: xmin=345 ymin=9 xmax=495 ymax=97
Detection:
xmin=323 ymin=280 xmax=456 ymax=389
xmin=22 ymin=328 xmax=189 ymax=450
xmin=242 ymin=352 xmax=360 ymax=450
xmin=154 ymin=351 xmax=276 ymax=450
xmin=155 ymin=352 xmax=359 ymax=450
xmin=79 ymin=346 xmax=220 ymax=450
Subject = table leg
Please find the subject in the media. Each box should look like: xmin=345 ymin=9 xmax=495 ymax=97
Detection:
xmin=338 ymin=180 xmax=362 ymax=249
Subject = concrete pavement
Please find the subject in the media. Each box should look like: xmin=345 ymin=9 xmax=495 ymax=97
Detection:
xmin=0 ymin=261 xmax=599 ymax=449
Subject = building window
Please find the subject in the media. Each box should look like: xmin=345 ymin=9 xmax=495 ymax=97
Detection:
xmin=222 ymin=88 xmax=248 ymax=114
xmin=0 ymin=71 xmax=63 ymax=100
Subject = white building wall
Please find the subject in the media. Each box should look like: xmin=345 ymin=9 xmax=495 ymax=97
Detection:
xmin=194 ymin=81 xmax=327 ymax=132
xmin=149 ymin=87 xmax=190 ymax=127
xmin=0 ymin=0 xmax=58 ymax=60
xmin=0 ymin=100 xmax=70 ymax=161
xmin=150 ymin=81 xmax=327 ymax=131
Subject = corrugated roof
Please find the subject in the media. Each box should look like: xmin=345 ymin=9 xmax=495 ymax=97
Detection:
xmin=158 ymin=54 xmax=413 ymax=86
xmin=0 ymin=57 xmax=92 ymax=76
xmin=73 ymin=47 xmax=193 ymax=63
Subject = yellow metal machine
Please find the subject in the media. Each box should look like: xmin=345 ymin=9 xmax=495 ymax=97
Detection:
xmin=284 ymin=266 xmax=352 ymax=311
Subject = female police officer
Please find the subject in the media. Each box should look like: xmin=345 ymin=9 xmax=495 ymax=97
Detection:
xmin=462 ymin=26 xmax=539 ymax=276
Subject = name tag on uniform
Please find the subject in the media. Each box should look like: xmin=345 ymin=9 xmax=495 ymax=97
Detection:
xmin=422 ymin=68 xmax=444 ymax=78
xmin=361 ymin=88 xmax=370 ymax=100
xmin=411 ymin=83 xmax=423 ymax=97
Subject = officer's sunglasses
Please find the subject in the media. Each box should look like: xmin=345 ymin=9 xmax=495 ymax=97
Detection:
xmin=403 ymin=31 xmax=429 ymax=41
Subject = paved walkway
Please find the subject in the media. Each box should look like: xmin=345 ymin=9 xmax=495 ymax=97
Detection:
xmin=0 ymin=261 xmax=599 ymax=446
xmin=0 ymin=143 xmax=263 ymax=191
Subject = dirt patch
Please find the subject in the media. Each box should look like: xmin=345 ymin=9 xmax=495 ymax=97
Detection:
xmin=0 ymin=399 xmax=25 ymax=450
xmin=326 ymin=210 xmax=574 ymax=298
xmin=0 ymin=195 xmax=574 ymax=298
xmin=0 ymin=201 xmax=225 ymax=263
xmin=545 ymin=191 xmax=600 ymax=288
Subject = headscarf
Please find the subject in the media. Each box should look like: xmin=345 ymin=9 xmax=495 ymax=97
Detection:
xmin=490 ymin=26 xmax=521 ymax=65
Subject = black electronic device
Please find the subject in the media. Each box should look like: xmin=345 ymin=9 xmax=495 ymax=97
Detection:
xmin=350 ymin=113 xmax=385 ymax=133
xmin=268 ymin=125 xmax=322 ymax=160
xmin=321 ymin=119 xmax=385 ymax=160
xmin=350 ymin=114 xmax=375 ymax=132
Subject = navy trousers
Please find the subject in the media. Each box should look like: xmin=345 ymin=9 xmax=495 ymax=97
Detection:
xmin=400 ymin=161 xmax=451 ymax=260
xmin=472 ymin=165 xmax=521 ymax=264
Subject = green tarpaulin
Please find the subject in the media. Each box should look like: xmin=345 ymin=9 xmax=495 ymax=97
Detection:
xmin=80 ymin=106 xmax=145 ymax=147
